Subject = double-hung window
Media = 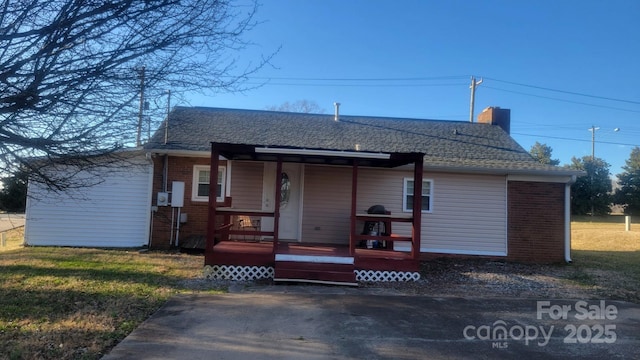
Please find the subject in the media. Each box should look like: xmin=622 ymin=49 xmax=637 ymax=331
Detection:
xmin=402 ymin=178 xmax=433 ymax=213
xmin=192 ymin=165 xmax=226 ymax=202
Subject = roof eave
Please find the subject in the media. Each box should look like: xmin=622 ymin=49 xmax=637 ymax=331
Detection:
xmin=422 ymin=164 xmax=585 ymax=179
xmin=145 ymin=149 xmax=211 ymax=158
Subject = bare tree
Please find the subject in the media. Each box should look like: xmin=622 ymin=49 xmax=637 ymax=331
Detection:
xmin=0 ymin=0 xmax=273 ymax=190
xmin=266 ymin=100 xmax=326 ymax=114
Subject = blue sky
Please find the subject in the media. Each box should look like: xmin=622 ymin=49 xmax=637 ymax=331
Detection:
xmin=186 ymin=0 xmax=640 ymax=177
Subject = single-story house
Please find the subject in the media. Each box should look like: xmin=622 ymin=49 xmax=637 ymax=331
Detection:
xmin=24 ymin=105 xmax=582 ymax=284
xmin=137 ymin=105 xmax=582 ymax=284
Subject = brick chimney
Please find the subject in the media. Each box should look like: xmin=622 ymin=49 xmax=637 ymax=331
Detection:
xmin=478 ymin=107 xmax=510 ymax=134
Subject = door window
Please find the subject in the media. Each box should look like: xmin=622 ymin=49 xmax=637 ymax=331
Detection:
xmin=280 ymin=172 xmax=290 ymax=208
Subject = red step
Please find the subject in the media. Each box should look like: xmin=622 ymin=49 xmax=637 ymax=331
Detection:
xmin=274 ymin=255 xmax=357 ymax=286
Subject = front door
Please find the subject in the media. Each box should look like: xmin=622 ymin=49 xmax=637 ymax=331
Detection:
xmin=261 ymin=163 xmax=302 ymax=241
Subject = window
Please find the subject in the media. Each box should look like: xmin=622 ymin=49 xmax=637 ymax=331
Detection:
xmin=403 ymin=178 xmax=433 ymax=213
xmin=192 ymin=165 xmax=226 ymax=202
xmin=280 ymin=172 xmax=290 ymax=208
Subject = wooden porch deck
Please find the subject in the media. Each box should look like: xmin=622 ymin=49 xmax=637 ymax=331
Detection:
xmin=205 ymin=240 xmax=420 ymax=273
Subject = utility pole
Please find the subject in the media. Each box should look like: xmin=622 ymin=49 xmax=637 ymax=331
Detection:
xmin=588 ymin=125 xmax=600 ymax=159
xmin=164 ymin=90 xmax=171 ymax=145
xmin=469 ymin=76 xmax=483 ymax=122
xmin=136 ymin=66 xmax=146 ymax=147
xmin=587 ymin=125 xmax=600 ymax=218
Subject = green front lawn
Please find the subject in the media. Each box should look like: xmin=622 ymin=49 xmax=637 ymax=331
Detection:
xmin=0 ymin=245 xmax=214 ymax=359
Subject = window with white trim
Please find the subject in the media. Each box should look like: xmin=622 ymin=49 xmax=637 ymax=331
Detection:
xmin=402 ymin=178 xmax=433 ymax=213
xmin=192 ymin=165 xmax=226 ymax=202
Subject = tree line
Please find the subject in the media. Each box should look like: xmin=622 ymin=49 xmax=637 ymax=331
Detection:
xmin=530 ymin=142 xmax=640 ymax=216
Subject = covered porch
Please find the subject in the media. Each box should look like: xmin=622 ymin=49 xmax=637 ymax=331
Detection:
xmin=204 ymin=143 xmax=425 ymax=285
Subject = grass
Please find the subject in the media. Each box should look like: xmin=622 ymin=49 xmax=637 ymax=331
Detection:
xmin=0 ymin=240 xmax=217 ymax=360
xmin=0 ymin=227 xmax=25 ymax=252
xmin=569 ymin=215 xmax=640 ymax=302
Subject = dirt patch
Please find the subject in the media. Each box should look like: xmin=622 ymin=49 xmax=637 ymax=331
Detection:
xmin=185 ymin=258 xmax=639 ymax=303
xmin=361 ymin=258 xmax=639 ymax=303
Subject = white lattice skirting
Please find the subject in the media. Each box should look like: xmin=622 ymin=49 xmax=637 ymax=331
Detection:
xmin=355 ymin=270 xmax=421 ymax=282
xmin=204 ymin=265 xmax=274 ymax=281
xmin=203 ymin=266 xmax=420 ymax=282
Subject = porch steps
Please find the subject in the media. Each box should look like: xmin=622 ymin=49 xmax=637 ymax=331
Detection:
xmin=274 ymin=254 xmax=358 ymax=286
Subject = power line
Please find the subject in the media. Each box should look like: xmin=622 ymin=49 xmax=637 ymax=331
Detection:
xmin=482 ymin=76 xmax=640 ymax=105
xmin=483 ymin=85 xmax=640 ymax=114
xmin=517 ymin=121 xmax=593 ymax=131
xmin=244 ymin=82 xmax=467 ymax=88
xmin=245 ymin=75 xmax=470 ymax=81
xmin=512 ymin=132 xmax=640 ymax=147
xmin=237 ymin=74 xmax=639 ymax=108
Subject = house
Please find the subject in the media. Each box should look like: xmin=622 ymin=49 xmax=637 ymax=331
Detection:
xmin=141 ymin=105 xmax=581 ymax=285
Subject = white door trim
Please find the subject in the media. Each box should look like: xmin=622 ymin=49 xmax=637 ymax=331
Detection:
xmin=261 ymin=162 xmax=304 ymax=241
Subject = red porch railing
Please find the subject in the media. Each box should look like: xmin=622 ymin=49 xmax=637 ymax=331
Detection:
xmin=206 ymin=143 xmax=425 ymax=275
xmin=348 ymin=156 xmax=423 ymax=260
xmin=352 ymin=213 xmax=414 ymax=245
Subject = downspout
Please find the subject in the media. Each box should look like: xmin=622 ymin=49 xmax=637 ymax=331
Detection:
xmin=162 ymin=154 xmax=169 ymax=192
xmin=565 ymin=175 xmax=577 ymax=263
xmin=146 ymin=152 xmax=155 ymax=248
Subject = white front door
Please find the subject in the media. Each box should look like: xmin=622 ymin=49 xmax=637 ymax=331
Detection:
xmin=261 ymin=163 xmax=302 ymax=241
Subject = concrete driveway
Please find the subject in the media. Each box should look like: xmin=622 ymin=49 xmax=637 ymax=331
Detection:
xmin=103 ymin=287 xmax=640 ymax=360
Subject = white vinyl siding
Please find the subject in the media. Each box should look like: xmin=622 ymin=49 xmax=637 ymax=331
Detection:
xmin=301 ymin=165 xmax=352 ymax=244
xmin=228 ymin=161 xmax=263 ymax=209
xmin=357 ymin=169 xmax=507 ymax=256
xmin=297 ymin=165 xmax=507 ymax=255
xmin=419 ymin=173 xmax=507 ymax=255
xmin=25 ymin=158 xmax=152 ymax=248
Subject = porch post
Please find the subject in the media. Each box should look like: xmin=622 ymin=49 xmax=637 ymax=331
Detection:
xmin=349 ymin=160 xmax=359 ymax=256
xmin=272 ymin=157 xmax=283 ymax=255
xmin=411 ymin=154 xmax=424 ymax=260
xmin=206 ymin=144 xmax=221 ymax=253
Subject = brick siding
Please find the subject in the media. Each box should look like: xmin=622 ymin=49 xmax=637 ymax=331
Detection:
xmin=149 ymin=156 xmax=217 ymax=249
xmin=507 ymin=181 xmax=566 ymax=263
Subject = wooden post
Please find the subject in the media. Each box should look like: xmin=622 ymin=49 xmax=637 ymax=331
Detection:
xmin=206 ymin=145 xmax=221 ymax=253
xmin=272 ymin=157 xmax=283 ymax=255
xmin=1 ymin=232 xmax=5 ymax=247
xmin=349 ymin=160 xmax=359 ymax=256
xmin=411 ymin=154 xmax=424 ymax=260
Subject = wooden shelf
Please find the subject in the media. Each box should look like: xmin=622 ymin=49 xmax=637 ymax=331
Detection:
xmin=353 ymin=234 xmax=412 ymax=242
xmin=355 ymin=213 xmax=413 ymax=223
xmin=216 ymin=207 xmax=275 ymax=217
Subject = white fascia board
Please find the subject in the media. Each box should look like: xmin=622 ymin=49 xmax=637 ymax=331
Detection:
xmin=398 ymin=163 xmax=583 ymax=180
xmin=507 ymin=174 xmax=577 ymax=183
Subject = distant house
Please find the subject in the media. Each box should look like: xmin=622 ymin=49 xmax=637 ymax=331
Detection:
xmin=137 ymin=106 xmax=581 ymax=284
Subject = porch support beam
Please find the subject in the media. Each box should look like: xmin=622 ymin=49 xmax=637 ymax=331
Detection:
xmin=349 ymin=160 xmax=359 ymax=256
xmin=206 ymin=144 xmax=221 ymax=253
xmin=272 ymin=156 xmax=283 ymax=255
xmin=411 ymin=154 xmax=424 ymax=260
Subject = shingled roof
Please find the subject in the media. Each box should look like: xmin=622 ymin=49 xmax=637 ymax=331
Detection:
xmin=145 ymin=106 xmax=577 ymax=175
